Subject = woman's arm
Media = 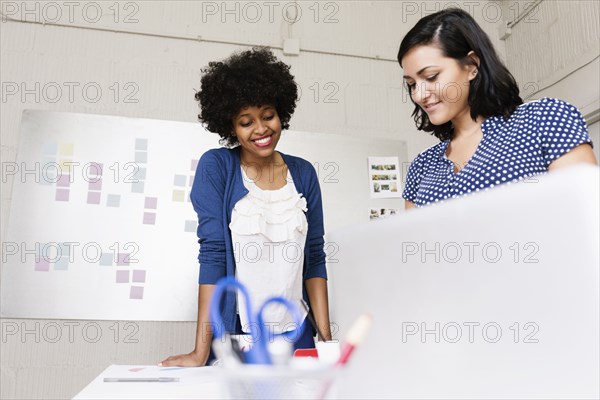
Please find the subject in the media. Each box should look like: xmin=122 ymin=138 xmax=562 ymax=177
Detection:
xmin=161 ymin=150 xmax=229 ymax=366
xmin=405 ymin=200 xmax=416 ymax=210
xmin=160 ymin=284 xmax=215 ymax=366
xmin=548 ymin=143 xmax=597 ymax=171
xmin=298 ymin=159 xmax=332 ymax=340
xmin=305 ymin=277 xmax=332 ymax=341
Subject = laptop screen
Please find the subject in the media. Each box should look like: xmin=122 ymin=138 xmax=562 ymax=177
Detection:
xmin=328 ymin=164 xmax=599 ymax=398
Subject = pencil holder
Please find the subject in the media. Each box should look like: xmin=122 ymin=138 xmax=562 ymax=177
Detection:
xmin=215 ymin=363 xmax=339 ymax=400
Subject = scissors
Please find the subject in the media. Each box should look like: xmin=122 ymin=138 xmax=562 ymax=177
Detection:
xmin=209 ymin=276 xmax=305 ymax=365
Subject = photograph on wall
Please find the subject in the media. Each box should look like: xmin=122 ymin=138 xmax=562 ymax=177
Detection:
xmin=369 ymin=207 xmax=400 ymax=220
xmin=369 ymin=207 xmax=400 ymax=221
xmin=368 ymin=156 xmax=402 ymax=199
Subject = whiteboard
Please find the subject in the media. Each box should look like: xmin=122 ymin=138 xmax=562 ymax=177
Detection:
xmin=1 ymin=110 xmax=406 ymax=321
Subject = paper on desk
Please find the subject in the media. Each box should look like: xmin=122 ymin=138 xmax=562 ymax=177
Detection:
xmin=74 ymin=364 xmax=222 ymax=400
xmin=102 ymin=365 xmax=217 ymax=382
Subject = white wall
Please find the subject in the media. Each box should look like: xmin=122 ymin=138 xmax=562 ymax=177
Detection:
xmin=0 ymin=1 xmax=507 ymax=241
xmin=1 ymin=1 xmax=597 ymax=398
xmin=499 ymin=0 xmax=600 ymax=160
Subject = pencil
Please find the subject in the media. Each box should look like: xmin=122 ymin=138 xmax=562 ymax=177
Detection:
xmin=103 ymin=377 xmax=179 ymax=383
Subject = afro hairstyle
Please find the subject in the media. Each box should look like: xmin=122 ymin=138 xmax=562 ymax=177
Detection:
xmin=195 ymin=47 xmax=299 ymax=147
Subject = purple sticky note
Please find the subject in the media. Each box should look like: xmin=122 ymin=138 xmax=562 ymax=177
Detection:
xmin=87 ymin=191 xmax=101 ymax=204
xmin=88 ymin=179 xmax=102 ymax=191
xmin=116 ymin=270 xmax=129 ymax=283
xmin=55 ymin=189 xmax=69 ymax=201
xmin=88 ymin=162 xmax=103 ymax=177
xmin=191 ymin=159 xmax=198 ymax=171
xmin=144 ymin=197 xmax=157 ymax=209
xmin=132 ymin=270 xmax=146 ymax=283
xmin=56 ymin=174 xmax=71 ymax=187
xmin=143 ymin=212 xmax=156 ymax=225
xmin=130 ymin=286 xmax=144 ymax=300
xmin=116 ymin=253 xmax=130 ymax=266
xmin=35 ymin=259 xmax=50 ymax=271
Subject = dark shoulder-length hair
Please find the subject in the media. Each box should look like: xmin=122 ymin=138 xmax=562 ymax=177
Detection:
xmin=397 ymin=8 xmax=522 ymax=141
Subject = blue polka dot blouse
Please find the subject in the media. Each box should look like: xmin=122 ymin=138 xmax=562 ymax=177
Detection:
xmin=403 ymin=97 xmax=593 ymax=207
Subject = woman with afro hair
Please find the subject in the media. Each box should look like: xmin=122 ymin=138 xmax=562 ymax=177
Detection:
xmin=161 ymin=47 xmax=332 ymax=367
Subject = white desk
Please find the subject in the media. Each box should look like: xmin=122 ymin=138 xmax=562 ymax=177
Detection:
xmin=74 ymin=363 xmax=340 ymax=399
xmin=73 ymin=365 xmax=223 ymax=399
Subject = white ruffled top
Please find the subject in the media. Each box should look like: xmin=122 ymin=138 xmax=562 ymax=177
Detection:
xmin=230 ymin=167 xmax=308 ymax=334
xmin=229 ymin=169 xmax=308 ymax=242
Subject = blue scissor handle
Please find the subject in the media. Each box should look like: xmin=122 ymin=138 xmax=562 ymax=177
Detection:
xmin=209 ymin=277 xmax=306 ymax=365
xmin=209 ymin=277 xmax=258 ymax=341
xmin=248 ymin=296 xmax=305 ymax=365
xmin=209 ymin=277 xmax=271 ymax=364
xmin=256 ymin=296 xmax=305 ymax=344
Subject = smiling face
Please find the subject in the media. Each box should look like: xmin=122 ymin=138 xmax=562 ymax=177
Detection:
xmin=402 ymin=44 xmax=478 ymax=127
xmin=233 ymin=105 xmax=282 ymax=163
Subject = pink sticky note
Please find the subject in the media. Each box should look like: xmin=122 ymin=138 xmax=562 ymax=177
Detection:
xmin=35 ymin=259 xmax=50 ymax=271
xmin=130 ymin=286 xmax=144 ymax=299
xmin=116 ymin=270 xmax=129 ymax=283
xmin=56 ymin=174 xmax=71 ymax=187
xmin=87 ymin=191 xmax=101 ymax=204
xmin=116 ymin=253 xmax=130 ymax=266
xmin=143 ymin=212 xmax=156 ymax=225
xmin=55 ymin=189 xmax=69 ymax=201
xmin=88 ymin=162 xmax=103 ymax=177
xmin=132 ymin=270 xmax=146 ymax=283
xmin=144 ymin=197 xmax=157 ymax=209
xmin=88 ymin=179 xmax=102 ymax=191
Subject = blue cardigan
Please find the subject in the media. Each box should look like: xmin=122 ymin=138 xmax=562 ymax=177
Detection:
xmin=190 ymin=146 xmax=327 ymax=332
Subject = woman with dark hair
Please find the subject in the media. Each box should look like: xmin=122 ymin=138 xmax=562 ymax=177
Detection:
xmin=398 ymin=8 xmax=597 ymax=208
xmin=160 ymin=47 xmax=332 ymax=366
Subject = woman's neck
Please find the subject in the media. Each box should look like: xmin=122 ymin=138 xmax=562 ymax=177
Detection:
xmin=239 ymin=149 xmax=281 ymax=168
xmin=451 ymin=112 xmax=485 ymax=140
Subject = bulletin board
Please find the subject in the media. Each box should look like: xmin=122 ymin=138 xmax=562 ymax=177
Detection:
xmin=1 ymin=110 xmax=407 ymax=321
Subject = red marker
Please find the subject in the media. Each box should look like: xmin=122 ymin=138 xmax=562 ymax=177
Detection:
xmin=336 ymin=314 xmax=372 ymax=366
xmin=318 ymin=314 xmax=372 ymax=399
